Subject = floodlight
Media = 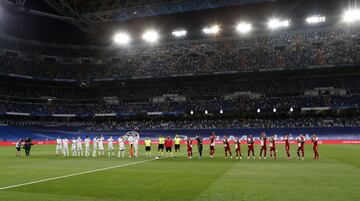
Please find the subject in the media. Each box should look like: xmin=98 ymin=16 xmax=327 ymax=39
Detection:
xmin=113 ymin=32 xmax=131 ymax=45
xmin=273 ymin=108 xmax=277 ymax=113
xmin=220 ymin=109 xmax=223 ymax=114
xmin=306 ymin=15 xmax=326 ymax=24
xmin=268 ymin=18 xmax=290 ymax=29
xmin=343 ymin=9 xmax=360 ymax=23
xmin=290 ymin=107 xmax=294 ymax=112
xmin=236 ymin=22 xmax=252 ymax=34
xmin=190 ymin=110 xmax=194 ymax=115
xmin=172 ymin=30 xmax=187 ymax=37
xmin=257 ymin=108 xmax=261 ymax=113
xmin=205 ymin=110 xmax=208 ymax=115
xmin=142 ymin=30 xmax=159 ymax=43
xmin=203 ymin=25 xmax=220 ymax=35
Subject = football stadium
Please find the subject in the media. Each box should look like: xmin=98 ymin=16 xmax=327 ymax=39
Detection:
xmin=0 ymin=0 xmax=359 ymax=200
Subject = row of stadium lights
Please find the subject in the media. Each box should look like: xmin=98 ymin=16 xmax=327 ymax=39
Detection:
xmin=113 ymin=9 xmax=360 ymax=45
xmin=190 ymin=107 xmax=294 ymax=115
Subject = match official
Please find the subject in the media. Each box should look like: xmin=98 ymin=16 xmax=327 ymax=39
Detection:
xmin=158 ymin=135 xmax=165 ymax=156
xmin=174 ymin=134 xmax=181 ymax=153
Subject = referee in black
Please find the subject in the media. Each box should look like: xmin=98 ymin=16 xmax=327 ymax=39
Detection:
xmin=196 ymin=134 xmax=203 ymax=158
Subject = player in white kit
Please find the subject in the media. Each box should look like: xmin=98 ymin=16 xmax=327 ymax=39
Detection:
xmin=107 ymin=136 xmax=115 ymax=157
xmin=118 ymin=136 xmax=125 ymax=158
xmin=84 ymin=136 xmax=91 ymax=157
xmin=133 ymin=133 xmax=140 ymax=157
xmin=92 ymin=136 xmax=98 ymax=157
xmin=98 ymin=135 xmax=105 ymax=156
xmin=76 ymin=136 xmax=83 ymax=157
xmin=62 ymin=137 xmax=69 ymax=157
xmin=127 ymin=133 xmax=134 ymax=157
xmin=71 ymin=137 xmax=77 ymax=157
xmin=56 ymin=136 xmax=62 ymax=156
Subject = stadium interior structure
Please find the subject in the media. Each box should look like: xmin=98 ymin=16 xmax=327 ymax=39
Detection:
xmin=0 ymin=0 xmax=359 ymax=141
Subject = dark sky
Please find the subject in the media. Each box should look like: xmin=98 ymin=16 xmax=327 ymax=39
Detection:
xmin=0 ymin=0 xmax=354 ymax=46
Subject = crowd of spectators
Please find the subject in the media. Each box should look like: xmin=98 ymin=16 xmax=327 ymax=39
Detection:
xmin=0 ymin=27 xmax=359 ymax=80
xmin=0 ymin=74 xmax=359 ymax=100
xmin=0 ymin=69 xmax=359 ymax=115
xmin=1 ymin=117 xmax=359 ymax=130
xmin=0 ymin=94 xmax=358 ymax=115
xmin=0 ymin=26 xmax=359 ymax=127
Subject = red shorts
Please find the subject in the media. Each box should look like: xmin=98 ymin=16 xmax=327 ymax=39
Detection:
xmin=224 ymin=146 xmax=231 ymax=152
xmin=210 ymin=146 xmax=215 ymax=151
xmin=270 ymin=147 xmax=275 ymax=151
xmin=187 ymin=147 xmax=192 ymax=152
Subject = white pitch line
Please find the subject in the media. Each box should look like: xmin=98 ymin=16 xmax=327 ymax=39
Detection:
xmin=0 ymin=158 xmax=155 ymax=191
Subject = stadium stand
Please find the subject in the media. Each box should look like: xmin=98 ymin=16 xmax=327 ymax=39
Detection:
xmin=0 ymin=24 xmax=359 ymax=138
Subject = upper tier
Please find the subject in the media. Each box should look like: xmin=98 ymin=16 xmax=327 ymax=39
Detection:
xmin=0 ymin=25 xmax=359 ymax=81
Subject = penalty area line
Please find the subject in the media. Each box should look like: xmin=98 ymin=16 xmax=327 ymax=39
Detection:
xmin=0 ymin=158 xmax=155 ymax=191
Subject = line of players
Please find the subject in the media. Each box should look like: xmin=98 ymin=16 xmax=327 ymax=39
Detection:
xmin=56 ymin=133 xmax=141 ymax=158
xmin=204 ymin=132 xmax=319 ymax=160
xmin=55 ymin=132 xmax=320 ymax=160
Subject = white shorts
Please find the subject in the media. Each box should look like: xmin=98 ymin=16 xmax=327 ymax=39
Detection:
xmin=119 ymin=145 xmax=125 ymax=151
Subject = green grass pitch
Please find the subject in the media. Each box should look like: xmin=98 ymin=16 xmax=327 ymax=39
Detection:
xmin=0 ymin=144 xmax=359 ymax=201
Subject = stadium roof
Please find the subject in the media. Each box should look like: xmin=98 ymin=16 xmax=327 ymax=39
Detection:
xmin=0 ymin=0 xmax=352 ymax=45
xmin=3 ymin=0 xmax=275 ymax=32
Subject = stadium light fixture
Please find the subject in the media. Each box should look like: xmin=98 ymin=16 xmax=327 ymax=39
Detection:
xmin=190 ymin=110 xmax=194 ymax=115
xmin=172 ymin=29 xmax=187 ymax=37
xmin=257 ymin=108 xmax=261 ymax=113
xmin=236 ymin=22 xmax=252 ymax=34
xmin=342 ymin=9 xmax=360 ymax=23
xmin=268 ymin=18 xmax=290 ymax=29
xmin=205 ymin=110 xmax=208 ymax=115
xmin=290 ymin=107 xmax=294 ymax=112
xmin=273 ymin=108 xmax=277 ymax=113
xmin=306 ymin=15 xmax=326 ymax=24
xmin=220 ymin=109 xmax=223 ymax=114
xmin=203 ymin=25 xmax=220 ymax=35
xmin=142 ymin=30 xmax=159 ymax=43
xmin=113 ymin=32 xmax=131 ymax=45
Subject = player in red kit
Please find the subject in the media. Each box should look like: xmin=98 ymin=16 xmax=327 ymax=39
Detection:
xmin=209 ymin=132 xmax=216 ymax=159
xmin=269 ymin=135 xmax=277 ymax=160
xmin=187 ymin=137 xmax=193 ymax=159
xmin=223 ymin=135 xmax=232 ymax=159
xmin=259 ymin=131 xmax=267 ymax=160
xmin=235 ymin=137 xmax=242 ymax=160
xmin=164 ymin=136 xmax=173 ymax=157
xmin=247 ymin=135 xmax=255 ymax=160
xmin=284 ymin=134 xmax=291 ymax=160
xmin=312 ymin=134 xmax=319 ymax=160
xmin=296 ymin=134 xmax=305 ymax=160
